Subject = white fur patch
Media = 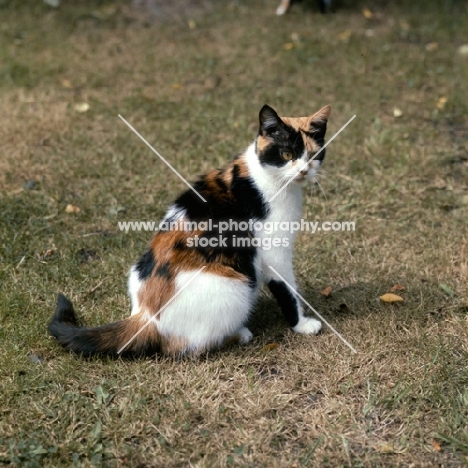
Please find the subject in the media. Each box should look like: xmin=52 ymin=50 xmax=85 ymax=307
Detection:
xmin=163 ymin=205 xmax=186 ymax=223
xmin=157 ymin=271 xmax=256 ymax=352
xmin=238 ymin=327 xmax=253 ymax=344
xmin=128 ymin=265 xmax=142 ymax=315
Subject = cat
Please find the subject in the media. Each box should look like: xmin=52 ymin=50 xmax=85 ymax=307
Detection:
xmin=276 ymin=0 xmax=332 ymax=15
xmin=48 ymin=104 xmax=331 ymax=358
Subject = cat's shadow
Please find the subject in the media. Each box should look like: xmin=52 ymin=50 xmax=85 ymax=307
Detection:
xmin=246 ymin=279 xmax=464 ymax=344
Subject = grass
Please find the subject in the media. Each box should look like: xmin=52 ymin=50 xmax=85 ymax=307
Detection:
xmin=1 ymin=0 xmax=468 ymax=466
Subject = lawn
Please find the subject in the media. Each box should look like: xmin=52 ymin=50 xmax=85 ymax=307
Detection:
xmin=1 ymin=0 xmax=468 ymax=466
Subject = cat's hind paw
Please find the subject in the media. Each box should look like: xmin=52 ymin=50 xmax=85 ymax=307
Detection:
xmin=293 ymin=317 xmax=322 ymax=335
xmin=238 ymin=327 xmax=253 ymax=344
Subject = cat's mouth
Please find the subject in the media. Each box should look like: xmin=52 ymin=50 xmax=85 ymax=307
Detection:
xmin=294 ymin=174 xmax=307 ymax=183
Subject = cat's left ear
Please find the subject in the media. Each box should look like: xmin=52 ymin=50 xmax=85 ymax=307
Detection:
xmin=259 ymin=104 xmax=284 ymax=136
xmin=307 ymin=105 xmax=331 ymax=135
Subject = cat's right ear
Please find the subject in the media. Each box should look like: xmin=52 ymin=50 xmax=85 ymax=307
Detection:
xmin=259 ymin=105 xmax=283 ymax=136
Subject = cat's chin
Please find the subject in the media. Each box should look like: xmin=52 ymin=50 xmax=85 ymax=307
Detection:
xmin=294 ymin=175 xmax=307 ymax=184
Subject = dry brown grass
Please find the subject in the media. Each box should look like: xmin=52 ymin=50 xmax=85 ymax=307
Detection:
xmin=1 ymin=0 xmax=468 ymax=466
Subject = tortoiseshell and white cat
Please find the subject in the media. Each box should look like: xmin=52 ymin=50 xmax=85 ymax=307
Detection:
xmin=49 ymin=104 xmax=331 ymax=357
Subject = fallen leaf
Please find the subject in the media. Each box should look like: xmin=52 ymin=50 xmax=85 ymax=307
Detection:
xmin=337 ymin=30 xmax=352 ymax=42
xmin=437 ymin=96 xmax=447 ymax=110
xmin=283 ymin=42 xmax=295 ymax=50
xmin=262 ymin=343 xmax=280 ymax=352
xmin=43 ymin=248 xmax=55 ymax=258
xmin=393 ymin=107 xmax=403 ymax=118
xmin=74 ymin=102 xmax=90 ymax=113
xmin=432 ymin=176 xmax=447 ymax=190
xmin=172 ymin=83 xmax=182 ymax=89
xmin=188 ymin=19 xmax=196 ymax=30
xmin=60 ymin=78 xmax=73 ymax=88
xmin=362 ymin=7 xmax=373 ymax=19
xmin=374 ymin=442 xmax=394 ymax=454
xmin=432 ymin=440 xmax=442 ymax=452
xmin=439 ymin=284 xmax=455 ymax=297
xmin=380 ymin=293 xmax=404 ymax=303
xmin=457 ymin=44 xmax=468 ymax=56
xmin=390 ymin=284 xmax=405 ymax=292
xmin=320 ymin=286 xmax=333 ymax=297
xmin=65 ymin=204 xmax=80 ymax=214
xmin=426 ymin=42 xmax=438 ymax=51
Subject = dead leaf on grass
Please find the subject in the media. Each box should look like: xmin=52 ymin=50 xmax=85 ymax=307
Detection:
xmin=337 ymin=30 xmax=352 ymax=42
xmin=74 ymin=102 xmax=90 ymax=113
xmin=60 ymin=78 xmax=73 ymax=88
xmin=390 ymin=284 xmax=405 ymax=292
xmin=65 ymin=204 xmax=80 ymax=214
xmin=393 ymin=107 xmax=403 ymax=118
xmin=437 ymin=96 xmax=448 ymax=110
xmin=320 ymin=286 xmax=333 ymax=297
xmin=426 ymin=42 xmax=438 ymax=51
xmin=432 ymin=176 xmax=447 ymax=190
xmin=362 ymin=7 xmax=373 ymax=19
xmin=432 ymin=440 xmax=442 ymax=452
xmin=457 ymin=44 xmax=468 ymax=56
xmin=262 ymin=343 xmax=280 ymax=352
xmin=374 ymin=442 xmax=394 ymax=453
xmin=283 ymin=42 xmax=295 ymax=50
xmin=380 ymin=293 xmax=404 ymax=303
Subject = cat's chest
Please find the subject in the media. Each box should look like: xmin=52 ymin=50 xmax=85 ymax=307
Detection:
xmin=258 ymin=190 xmax=302 ymax=236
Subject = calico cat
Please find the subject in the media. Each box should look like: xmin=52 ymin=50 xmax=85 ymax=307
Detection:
xmin=276 ymin=0 xmax=332 ymax=15
xmin=48 ymin=104 xmax=331 ymax=357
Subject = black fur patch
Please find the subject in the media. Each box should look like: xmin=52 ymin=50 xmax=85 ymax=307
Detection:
xmin=171 ymin=166 xmax=266 ymax=289
xmin=258 ymin=126 xmax=305 ymax=168
xmin=215 ymin=176 xmax=229 ymax=193
xmin=268 ymin=280 xmax=299 ymax=327
xmin=48 ymin=294 xmax=159 ymax=358
xmin=155 ymin=262 xmax=171 ymax=279
xmin=135 ymin=250 xmax=156 ymax=280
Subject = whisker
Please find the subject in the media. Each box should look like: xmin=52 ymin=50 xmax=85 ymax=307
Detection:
xmin=315 ymin=173 xmax=340 ymax=193
xmin=313 ymin=177 xmax=328 ymax=203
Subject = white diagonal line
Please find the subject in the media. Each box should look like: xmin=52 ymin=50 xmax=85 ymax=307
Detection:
xmin=268 ymin=266 xmax=357 ymax=353
xmin=118 ymin=114 xmax=207 ymax=203
xmin=117 ymin=266 xmax=206 ymax=354
xmin=268 ymin=114 xmax=356 ymax=202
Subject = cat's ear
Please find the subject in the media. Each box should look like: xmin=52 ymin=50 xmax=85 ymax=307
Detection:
xmin=259 ymin=104 xmax=284 ymax=136
xmin=307 ymin=105 xmax=331 ymax=134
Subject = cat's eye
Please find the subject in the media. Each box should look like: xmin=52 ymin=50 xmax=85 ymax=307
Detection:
xmin=282 ymin=152 xmax=293 ymax=161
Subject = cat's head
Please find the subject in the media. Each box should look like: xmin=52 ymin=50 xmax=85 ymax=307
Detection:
xmin=256 ymin=104 xmax=331 ymax=184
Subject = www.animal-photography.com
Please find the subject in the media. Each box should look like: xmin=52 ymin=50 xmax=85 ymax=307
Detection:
xmin=1 ymin=0 xmax=467 ymax=466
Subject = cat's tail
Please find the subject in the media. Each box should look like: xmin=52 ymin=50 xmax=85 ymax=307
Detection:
xmin=48 ymin=294 xmax=160 ymax=357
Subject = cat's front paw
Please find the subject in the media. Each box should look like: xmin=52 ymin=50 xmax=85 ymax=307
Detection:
xmin=293 ymin=317 xmax=322 ymax=335
xmin=238 ymin=327 xmax=253 ymax=344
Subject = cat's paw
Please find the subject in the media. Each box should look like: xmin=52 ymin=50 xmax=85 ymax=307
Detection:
xmin=276 ymin=5 xmax=287 ymax=15
xmin=276 ymin=0 xmax=289 ymax=15
xmin=293 ymin=317 xmax=322 ymax=335
xmin=238 ymin=327 xmax=253 ymax=344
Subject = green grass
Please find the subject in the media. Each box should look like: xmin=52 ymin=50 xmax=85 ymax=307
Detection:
xmin=1 ymin=0 xmax=468 ymax=466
